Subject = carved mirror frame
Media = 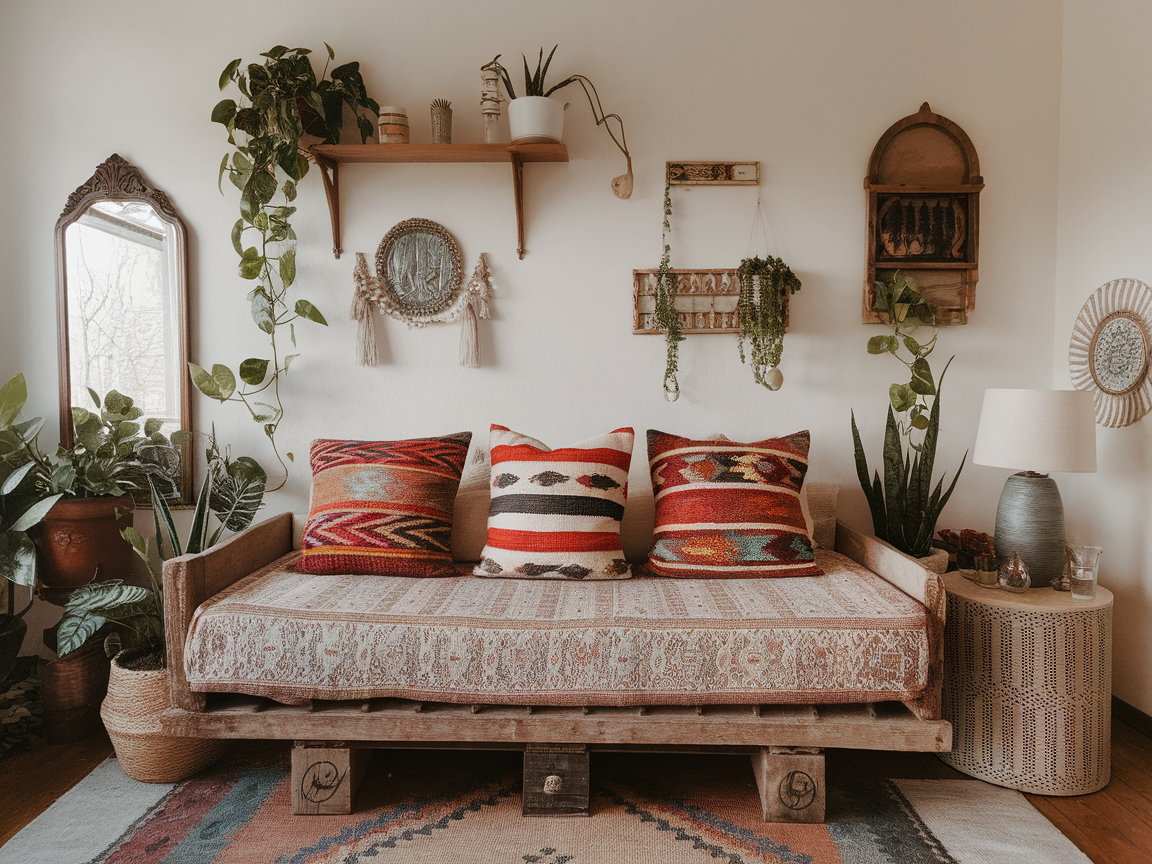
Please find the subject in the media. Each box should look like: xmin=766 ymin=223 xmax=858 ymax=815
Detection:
xmin=54 ymin=154 xmax=193 ymax=503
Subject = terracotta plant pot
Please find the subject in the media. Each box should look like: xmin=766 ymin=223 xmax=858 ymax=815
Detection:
xmin=33 ymin=494 xmax=134 ymax=605
xmin=508 ymin=96 xmax=565 ymax=142
xmin=101 ymin=653 xmax=227 ymax=783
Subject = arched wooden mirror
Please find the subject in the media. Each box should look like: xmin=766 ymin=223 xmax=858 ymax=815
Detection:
xmin=55 ymin=154 xmax=192 ymax=503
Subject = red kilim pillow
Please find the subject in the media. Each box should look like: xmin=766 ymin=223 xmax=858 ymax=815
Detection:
xmin=645 ymin=429 xmax=822 ymax=578
xmin=474 ymin=425 xmax=634 ymax=580
xmin=299 ymin=433 xmax=472 ymax=576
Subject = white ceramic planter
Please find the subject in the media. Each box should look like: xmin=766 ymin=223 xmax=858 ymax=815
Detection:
xmin=508 ymin=96 xmax=565 ymax=143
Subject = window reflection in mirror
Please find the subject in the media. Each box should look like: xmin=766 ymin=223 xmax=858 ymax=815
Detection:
xmin=64 ymin=201 xmax=181 ymax=436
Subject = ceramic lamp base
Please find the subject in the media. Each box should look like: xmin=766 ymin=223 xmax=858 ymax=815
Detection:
xmin=993 ymin=472 xmax=1065 ymax=587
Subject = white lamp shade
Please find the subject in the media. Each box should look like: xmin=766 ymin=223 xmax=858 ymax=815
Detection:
xmin=973 ymin=389 xmax=1097 ymax=473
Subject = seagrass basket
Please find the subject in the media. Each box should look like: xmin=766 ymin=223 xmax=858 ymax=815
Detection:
xmin=100 ymin=653 xmax=227 ymax=783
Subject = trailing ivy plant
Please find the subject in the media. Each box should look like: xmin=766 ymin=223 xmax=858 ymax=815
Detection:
xmin=736 ymin=256 xmax=802 ymax=390
xmin=206 ymin=45 xmax=379 ymax=488
xmin=653 ymin=183 xmax=683 ymax=400
xmin=850 ymin=271 xmax=965 ymax=557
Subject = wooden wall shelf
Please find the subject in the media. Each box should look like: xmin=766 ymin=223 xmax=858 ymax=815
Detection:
xmin=863 ymin=103 xmax=983 ymax=325
xmin=310 ymin=142 xmax=569 ymax=259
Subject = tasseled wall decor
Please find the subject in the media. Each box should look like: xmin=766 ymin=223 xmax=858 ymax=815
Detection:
xmin=352 ymin=250 xmax=496 ymax=368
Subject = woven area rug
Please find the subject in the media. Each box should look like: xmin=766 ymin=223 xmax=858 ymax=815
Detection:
xmin=1 ymin=745 xmax=1089 ymax=863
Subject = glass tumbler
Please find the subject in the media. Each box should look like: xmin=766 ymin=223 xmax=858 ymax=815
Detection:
xmin=1068 ymin=545 xmax=1103 ymax=600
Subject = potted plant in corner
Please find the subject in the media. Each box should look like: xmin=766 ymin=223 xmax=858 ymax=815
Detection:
xmin=57 ymin=433 xmax=266 ymax=782
xmin=850 ymin=272 xmax=966 ymax=570
xmin=0 ymin=374 xmax=62 ymax=681
xmin=1 ymin=373 xmax=192 ymax=741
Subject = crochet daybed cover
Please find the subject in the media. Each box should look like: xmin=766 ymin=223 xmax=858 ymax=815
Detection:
xmin=184 ymin=549 xmax=930 ymax=707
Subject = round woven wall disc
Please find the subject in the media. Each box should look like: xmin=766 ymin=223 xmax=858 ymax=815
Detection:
xmin=1068 ymin=278 xmax=1152 ymax=427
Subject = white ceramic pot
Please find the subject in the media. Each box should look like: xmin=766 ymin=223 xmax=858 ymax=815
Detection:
xmin=508 ymin=96 xmax=565 ymax=143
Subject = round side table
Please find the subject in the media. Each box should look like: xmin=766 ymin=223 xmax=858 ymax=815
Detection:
xmin=939 ymin=572 xmax=1112 ymax=795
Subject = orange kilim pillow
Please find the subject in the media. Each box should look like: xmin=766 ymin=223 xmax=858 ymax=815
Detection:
xmin=299 ymin=433 xmax=472 ymax=576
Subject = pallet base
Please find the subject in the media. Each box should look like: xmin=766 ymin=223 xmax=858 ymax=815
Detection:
xmin=175 ymin=698 xmax=949 ymax=823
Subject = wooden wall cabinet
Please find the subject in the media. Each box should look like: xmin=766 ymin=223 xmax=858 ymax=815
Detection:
xmin=864 ymin=103 xmax=983 ymax=325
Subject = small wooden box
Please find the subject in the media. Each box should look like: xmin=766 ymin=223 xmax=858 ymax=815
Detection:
xmin=752 ymin=746 xmax=826 ymax=823
xmin=291 ymin=742 xmax=368 ymax=815
xmin=522 ymin=743 xmax=590 ymax=816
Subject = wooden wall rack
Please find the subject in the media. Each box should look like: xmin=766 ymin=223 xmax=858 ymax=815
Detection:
xmin=632 ymin=268 xmax=789 ymax=335
xmin=310 ymin=142 xmax=569 ymax=260
xmin=864 ymin=103 xmax=983 ymax=325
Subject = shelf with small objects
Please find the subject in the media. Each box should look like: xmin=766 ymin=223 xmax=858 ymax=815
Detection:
xmin=864 ymin=103 xmax=984 ymax=325
xmin=310 ymin=142 xmax=569 ymax=261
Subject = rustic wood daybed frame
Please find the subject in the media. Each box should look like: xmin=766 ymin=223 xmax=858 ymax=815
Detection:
xmin=161 ymin=513 xmax=951 ymax=821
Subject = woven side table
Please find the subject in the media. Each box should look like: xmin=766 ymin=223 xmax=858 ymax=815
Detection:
xmin=939 ymin=572 xmax=1112 ymax=795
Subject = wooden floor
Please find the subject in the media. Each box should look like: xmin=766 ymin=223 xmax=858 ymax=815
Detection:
xmin=1 ymin=715 xmax=1150 ymax=861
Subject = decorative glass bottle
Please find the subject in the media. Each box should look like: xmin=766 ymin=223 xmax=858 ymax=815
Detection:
xmin=998 ymin=550 xmax=1031 ymax=593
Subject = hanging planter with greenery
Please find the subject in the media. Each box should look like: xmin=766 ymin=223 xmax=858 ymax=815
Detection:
xmin=736 ymin=255 xmax=801 ymax=391
xmin=653 ymin=183 xmax=683 ymax=400
xmin=206 ymin=45 xmax=379 ymax=488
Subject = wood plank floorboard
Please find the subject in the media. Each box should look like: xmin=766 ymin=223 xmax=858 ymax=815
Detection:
xmin=0 ymin=730 xmax=114 ymax=847
xmin=1 ymin=714 xmax=1150 ymax=863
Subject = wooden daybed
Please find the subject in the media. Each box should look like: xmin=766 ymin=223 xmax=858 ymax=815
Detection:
xmin=160 ymin=502 xmax=951 ymax=823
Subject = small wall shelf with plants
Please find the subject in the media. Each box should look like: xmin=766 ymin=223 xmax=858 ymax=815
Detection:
xmin=863 ymin=103 xmax=984 ymax=325
xmin=309 ymin=142 xmax=568 ymax=260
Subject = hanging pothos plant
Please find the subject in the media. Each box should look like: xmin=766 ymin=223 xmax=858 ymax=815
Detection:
xmin=205 ymin=45 xmax=379 ymax=489
xmin=736 ymin=256 xmax=801 ymax=391
xmin=653 ymin=183 xmax=683 ymax=400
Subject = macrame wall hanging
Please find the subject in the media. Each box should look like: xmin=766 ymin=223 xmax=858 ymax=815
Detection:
xmin=351 ymin=218 xmax=495 ymax=367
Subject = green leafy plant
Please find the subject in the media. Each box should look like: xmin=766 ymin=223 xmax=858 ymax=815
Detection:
xmin=736 ymin=256 xmax=802 ymax=390
xmin=0 ymin=374 xmax=188 ymax=672
xmin=208 ymin=45 xmax=379 ymax=488
xmin=61 ymin=388 xmax=189 ymax=499
xmin=492 ymin=45 xmax=578 ymax=99
xmin=850 ymin=272 xmax=965 ymax=558
xmin=653 ymin=183 xmax=683 ymax=400
xmin=55 ymin=433 xmax=266 ymax=659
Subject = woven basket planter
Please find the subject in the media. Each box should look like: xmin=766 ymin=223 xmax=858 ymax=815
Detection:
xmin=101 ymin=654 xmax=227 ymax=783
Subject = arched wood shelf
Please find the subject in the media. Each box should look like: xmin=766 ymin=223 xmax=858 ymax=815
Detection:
xmin=863 ymin=103 xmax=984 ymax=325
xmin=310 ymin=142 xmax=568 ymax=260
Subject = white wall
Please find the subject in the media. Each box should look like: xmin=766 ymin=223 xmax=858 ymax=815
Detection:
xmin=1 ymin=1 xmax=1065 ymax=654
xmin=1055 ymin=0 xmax=1152 ymax=716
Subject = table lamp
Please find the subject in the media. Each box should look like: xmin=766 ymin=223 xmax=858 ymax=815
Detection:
xmin=972 ymin=389 xmax=1097 ymax=586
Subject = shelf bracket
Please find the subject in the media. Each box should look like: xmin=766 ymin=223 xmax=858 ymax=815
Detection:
xmin=510 ymin=151 xmax=526 ymax=259
xmin=314 ymin=154 xmax=342 ymax=259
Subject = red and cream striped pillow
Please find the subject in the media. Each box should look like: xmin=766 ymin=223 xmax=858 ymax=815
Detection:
xmin=474 ymin=425 xmax=634 ymax=580
xmin=645 ymin=429 xmax=822 ymax=578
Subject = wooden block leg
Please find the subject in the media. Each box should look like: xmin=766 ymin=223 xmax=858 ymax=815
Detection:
xmin=522 ymin=744 xmax=590 ymax=816
xmin=291 ymin=741 xmax=368 ymax=815
xmin=752 ymin=746 xmax=825 ymax=823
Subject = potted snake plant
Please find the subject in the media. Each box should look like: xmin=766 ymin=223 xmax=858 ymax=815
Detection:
xmin=492 ymin=46 xmax=575 ymax=142
xmin=57 ymin=432 xmax=266 ymax=782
